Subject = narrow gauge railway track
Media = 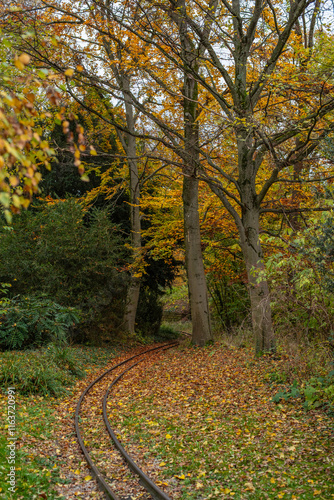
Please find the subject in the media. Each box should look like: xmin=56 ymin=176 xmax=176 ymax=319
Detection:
xmin=75 ymin=343 xmax=178 ymax=500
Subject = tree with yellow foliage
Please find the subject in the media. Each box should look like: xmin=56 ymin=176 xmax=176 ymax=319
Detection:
xmin=0 ymin=25 xmax=89 ymax=222
xmin=86 ymin=0 xmax=334 ymax=353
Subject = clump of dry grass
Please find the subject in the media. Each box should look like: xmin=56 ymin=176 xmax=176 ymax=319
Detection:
xmin=216 ymin=323 xmax=333 ymax=383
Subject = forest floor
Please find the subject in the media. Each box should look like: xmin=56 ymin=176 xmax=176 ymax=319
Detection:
xmin=0 ymin=339 xmax=333 ymax=500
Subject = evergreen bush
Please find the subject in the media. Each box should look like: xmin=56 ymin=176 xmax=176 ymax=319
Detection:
xmin=0 ymin=293 xmax=80 ymax=350
xmin=0 ymin=199 xmax=129 ymax=336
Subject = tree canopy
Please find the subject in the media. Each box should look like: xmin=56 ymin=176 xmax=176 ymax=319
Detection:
xmin=1 ymin=0 xmax=334 ymax=352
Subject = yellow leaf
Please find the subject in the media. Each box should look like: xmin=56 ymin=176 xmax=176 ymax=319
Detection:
xmin=77 ymin=65 xmax=84 ymax=72
xmin=159 ymin=462 xmax=166 ymax=466
xmin=14 ymin=59 xmax=24 ymax=71
xmin=165 ymin=434 xmax=172 ymax=439
xmin=84 ymin=476 xmax=93 ymax=481
xmin=74 ymin=469 xmax=80 ymax=475
xmin=9 ymin=176 xmax=19 ymax=187
xmin=64 ymin=68 xmax=74 ymax=77
xmin=176 ymin=474 xmax=185 ymax=480
xmin=18 ymin=53 xmax=31 ymax=65
xmin=21 ymin=198 xmax=30 ymax=208
xmin=270 ymin=478 xmax=276 ymax=484
xmin=244 ymin=482 xmax=255 ymax=491
xmin=12 ymin=194 xmax=21 ymax=208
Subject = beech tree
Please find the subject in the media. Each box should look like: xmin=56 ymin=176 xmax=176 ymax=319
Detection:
xmin=84 ymin=0 xmax=334 ymax=353
xmin=2 ymin=0 xmax=214 ymax=344
xmin=4 ymin=0 xmax=334 ymax=353
xmin=176 ymin=0 xmax=216 ymax=344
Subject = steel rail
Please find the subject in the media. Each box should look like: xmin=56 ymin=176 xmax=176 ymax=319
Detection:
xmin=74 ymin=342 xmax=178 ymax=500
xmin=102 ymin=344 xmax=176 ymax=500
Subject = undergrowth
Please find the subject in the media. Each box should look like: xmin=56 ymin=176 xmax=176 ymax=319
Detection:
xmin=0 ymin=292 xmax=80 ymax=350
xmin=0 ymin=344 xmax=117 ymax=397
xmin=0 ymin=344 xmax=119 ymax=499
xmin=267 ymin=337 xmax=334 ymax=413
xmin=217 ymin=325 xmax=334 ymax=413
xmin=0 ymin=346 xmax=84 ymax=397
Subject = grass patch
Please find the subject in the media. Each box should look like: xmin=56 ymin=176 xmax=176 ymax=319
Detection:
xmin=0 ymin=344 xmax=118 ymax=397
xmin=0 ymin=398 xmax=66 ymax=499
xmin=0 ymin=344 xmax=119 ymax=499
xmin=155 ymin=324 xmax=180 ymax=341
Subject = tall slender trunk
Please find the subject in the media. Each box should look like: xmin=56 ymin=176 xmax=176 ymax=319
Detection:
xmin=239 ymin=206 xmax=276 ymax=354
xmin=122 ymin=80 xmax=141 ymax=334
xmin=183 ymin=70 xmax=212 ymax=345
xmin=101 ymin=35 xmax=142 ymax=334
xmin=235 ymin=130 xmax=276 ymax=354
xmin=183 ymin=175 xmax=212 ymax=345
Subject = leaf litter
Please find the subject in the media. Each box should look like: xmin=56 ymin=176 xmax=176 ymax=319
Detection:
xmin=105 ymin=343 xmax=334 ymax=500
xmin=1 ymin=343 xmax=333 ymax=500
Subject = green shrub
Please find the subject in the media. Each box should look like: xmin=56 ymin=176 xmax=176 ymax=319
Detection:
xmin=155 ymin=323 xmax=180 ymax=341
xmin=259 ymin=214 xmax=334 ymax=342
xmin=136 ymin=288 xmax=163 ymax=337
xmin=208 ymin=275 xmax=250 ymax=331
xmin=301 ymin=370 xmax=334 ymax=411
xmin=260 ymin=241 xmax=334 ymax=341
xmin=272 ymin=369 xmax=334 ymax=412
xmin=0 ymin=199 xmax=129 ymax=332
xmin=0 ymin=346 xmax=85 ymax=396
xmin=46 ymin=343 xmax=85 ymax=377
xmin=135 ymin=255 xmax=177 ymax=337
xmin=204 ymin=237 xmax=250 ymax=330
xmin=0 ymin=294 xmax=80 ymax=350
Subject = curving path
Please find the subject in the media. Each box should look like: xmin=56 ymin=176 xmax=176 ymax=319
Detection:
xmin=75 ymin=342 xmax=178 ymax=500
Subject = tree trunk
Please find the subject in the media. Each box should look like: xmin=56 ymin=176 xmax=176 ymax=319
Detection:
xmin=183 ymin=174 xmax=212 ymax=345
xmin=239 ymin=207 xmax=276 ymax=354
xmin=123 ymin=150 xmax=141 ymax=333
xmin=122 ymin=79 xmax=141 ymax=334
xmin=124 ymin=277 xmax=140 ymax=334
xmin=123 ymin=148 xmax=141 ymax=334
xmin=182 ymin=35 xmax=212 ymax=345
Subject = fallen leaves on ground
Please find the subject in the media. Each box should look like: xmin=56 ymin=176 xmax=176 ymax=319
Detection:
xmin=1 ymin=342 xmax=333 ymax=500
xmin=105 ymin=343 xmax=334 ymax=500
